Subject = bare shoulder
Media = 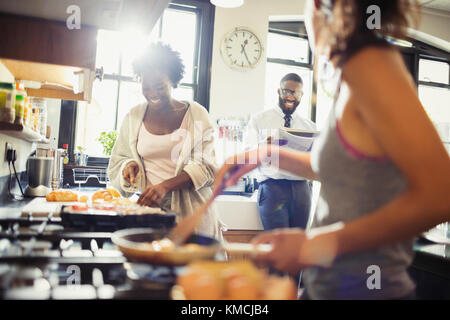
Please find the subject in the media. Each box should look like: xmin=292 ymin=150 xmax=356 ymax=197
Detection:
xmin=343 ymin=46 xmax=409 ymax=83
xmin=341 ymin=45 xmax=417 ymax=105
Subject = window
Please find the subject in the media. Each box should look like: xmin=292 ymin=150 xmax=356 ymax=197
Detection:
xmin=265 ymin=28 xmax=313 ymax=121
xmin=417 ymin=58 xmax=450 ymax=155
xmin=265 ymin=61 xmax=312 ymax=120
xmin=75 ymin=1 xmax=213 ymax=156
xmin=264 ymin=24 xmax=339 ymax=130
xmin=419 ymin=59 xmax=449 ymax=84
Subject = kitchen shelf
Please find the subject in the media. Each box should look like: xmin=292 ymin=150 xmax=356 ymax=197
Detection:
xmin=0 ymin=121 xmax=49 ymax=143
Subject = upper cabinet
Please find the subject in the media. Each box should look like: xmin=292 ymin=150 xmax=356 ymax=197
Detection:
xmin=0 ymin=13 xmax=97 ymax=101
xmin=0 ymin=0 xmax=170 ymax=102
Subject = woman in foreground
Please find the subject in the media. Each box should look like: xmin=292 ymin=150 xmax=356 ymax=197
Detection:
xmin=214 ymin=0 xmax=450 ymax=299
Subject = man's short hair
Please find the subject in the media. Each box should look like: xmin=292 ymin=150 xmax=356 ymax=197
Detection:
xmin=280 ymin=73 xmax=303 ymax=86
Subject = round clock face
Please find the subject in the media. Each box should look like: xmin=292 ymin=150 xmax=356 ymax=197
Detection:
xmin=220 ymin=28 xmax=263 ymax=70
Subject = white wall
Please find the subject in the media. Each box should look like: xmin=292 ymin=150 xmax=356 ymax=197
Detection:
xmin=208 ymin=1 xmax=450 ymax=121
xmin=0 ymin=134 xmax=35 ymax=176
xmin=209 ymin=0 xmax=306 ymax=121
xmin=418 ymin=8 xmax=450 ymax=43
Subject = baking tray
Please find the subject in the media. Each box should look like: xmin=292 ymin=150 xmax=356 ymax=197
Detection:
xmin=60 ymin=205 xmax=176 ymax=232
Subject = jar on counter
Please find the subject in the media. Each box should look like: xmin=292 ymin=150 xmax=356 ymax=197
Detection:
xmin=0 ymin=82 xmax=15 ymax=123
xmin=32 ymin=107 xmax=40 ymax=132
xmin=31 ymin=97 xmax=47 ymax=137
xmin=23 ymin=99 xmax=32 ymax=128
xmin=14 ymin=94 xmax=25 ymax=125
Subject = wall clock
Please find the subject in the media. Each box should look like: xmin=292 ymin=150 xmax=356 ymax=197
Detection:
xmin=220 ymin=27 xmax=263 ymax=71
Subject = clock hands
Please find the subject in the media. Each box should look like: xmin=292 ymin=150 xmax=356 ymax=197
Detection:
xmin=240 ymin=39 xmax=252 ymax=66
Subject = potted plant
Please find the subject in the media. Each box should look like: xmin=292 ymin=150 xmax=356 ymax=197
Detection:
xmin=97 ymin=131 xmax=118 ymax=156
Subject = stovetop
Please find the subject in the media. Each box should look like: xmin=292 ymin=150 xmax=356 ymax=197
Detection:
xmin=0 ymin=215 xmax=179 ymax=300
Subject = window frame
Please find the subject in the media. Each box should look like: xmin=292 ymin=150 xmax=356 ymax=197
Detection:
xmin=63 ymin=0 xmax=215 ymax=160
xmin=99 ymin=0 xmax=214 ymax=130
xmin=266 ymin=23 xmax=315 ymax=122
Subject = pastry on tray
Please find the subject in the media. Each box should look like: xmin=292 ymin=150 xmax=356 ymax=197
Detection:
xmin=46 ymin=190 xmax=79 ymax=202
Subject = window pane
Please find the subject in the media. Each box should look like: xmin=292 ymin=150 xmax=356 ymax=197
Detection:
xmin=75 ymin=80 xmax=118 ymax=156
xmin=173 ymin=86 xmax=194 ymax=102
xmin=117 ymin=81 xmax=146 ymax=129
xmin=264 ymin=62 xmax=312 ymax=120
xmin=267 ymin=32 xmax=309 ymax=63
xmin=149 ymin=18 xmax=161 ymax=42
xmin=418 ymin=85 xmax=450 ymax=154
xmin=120 ymin=32 xmax=153 ymax=77
xmin=419 ymin=59 xmax=449 ymax=84
xmin=316 ymin=56 xmax=340 ymax=129
xmin=161 ymin=9 xmax=197 ymax=83
xmin=96 ymin=30 xmax=121 ymax=75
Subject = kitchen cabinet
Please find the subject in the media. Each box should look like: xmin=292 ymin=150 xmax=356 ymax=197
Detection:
xmin=0 ymin=13 xmax=97 ymax=102
xmin=0 ymin=0 xmax=171 ymax=102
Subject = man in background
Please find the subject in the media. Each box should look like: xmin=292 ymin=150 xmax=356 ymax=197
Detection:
xmin=246 ymin=73 xmax=317 ymax=232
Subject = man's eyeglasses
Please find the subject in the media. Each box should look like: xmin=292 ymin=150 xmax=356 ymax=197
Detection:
xmin=280 ymin=88 xmax=302 ymax=99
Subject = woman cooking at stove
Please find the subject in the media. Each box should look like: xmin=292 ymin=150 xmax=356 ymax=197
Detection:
xmin=108 ymin=42 xmax=223 ymax=240
xmin=213 ymin=0 xmax=450 ymax=299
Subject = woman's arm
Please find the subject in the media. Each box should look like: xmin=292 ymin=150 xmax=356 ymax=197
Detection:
xmin=107 ymin=114 xmax=144 ymax=196
xmin=137 ymin=171 xmax=194 ymax=207
xmin=183 ymin=108 xmax=219 ymax=191
xmin=214 ymin=145 xmax=318 ymax=194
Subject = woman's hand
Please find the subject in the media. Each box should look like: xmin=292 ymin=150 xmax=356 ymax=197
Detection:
xmin=137 ymin=183 xmax=169 ymax=207
xmin=251 ymin=229 xmax=308 ymax=275
xmin=212 ymin=150 xmax=264 ymax=197
xmin=122 ymin=161 xmax=140 ymax=184
xmin=252 ymin=227 xmax=340 ymax=274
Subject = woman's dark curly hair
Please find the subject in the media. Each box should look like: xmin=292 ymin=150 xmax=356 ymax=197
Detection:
xmin=132 ymin=42 xmax=185 ymax=88
xmin=320 ymin=0 xmax=420 ymax=65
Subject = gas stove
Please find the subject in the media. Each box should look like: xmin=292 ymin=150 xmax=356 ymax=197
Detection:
xmin=0 ymin=215 xmax=178 ymax=300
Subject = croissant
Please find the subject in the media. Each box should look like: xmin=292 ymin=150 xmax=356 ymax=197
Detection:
xmin=46 ymin=190 xmax=79 ymax=202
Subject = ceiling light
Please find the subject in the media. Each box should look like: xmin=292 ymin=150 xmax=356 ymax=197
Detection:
xmin=211 ymin=0 xmax=244 ymax=8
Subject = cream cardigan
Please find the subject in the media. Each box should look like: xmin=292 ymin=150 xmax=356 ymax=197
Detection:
xmin=107 ymin=102 xmax=223 ymax=240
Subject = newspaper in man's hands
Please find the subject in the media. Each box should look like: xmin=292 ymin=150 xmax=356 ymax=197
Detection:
xmin=275 ymin=127 xmax=319 ymax=152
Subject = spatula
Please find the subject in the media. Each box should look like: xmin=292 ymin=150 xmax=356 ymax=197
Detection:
xmin=167 ymin=166 xmax=241 ymax=246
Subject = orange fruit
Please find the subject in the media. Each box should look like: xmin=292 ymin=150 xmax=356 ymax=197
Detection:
xmin=226 ymin=276 xmax=260 ymax=300
xmin=177 ymin=268 xmax=223 ymax=300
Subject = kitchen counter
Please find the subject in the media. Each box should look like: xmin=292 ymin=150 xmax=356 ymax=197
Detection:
xmin=0 ymin=197 xmax=34 ymax=219
xmin=215 ymin=193 xmax=263 ymax=230
xmin=1 ymin=192 xmax=448 ymax=293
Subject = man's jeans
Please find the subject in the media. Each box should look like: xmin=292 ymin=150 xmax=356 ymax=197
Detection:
xmin=257 ymin=179 xmax=311 ymax=230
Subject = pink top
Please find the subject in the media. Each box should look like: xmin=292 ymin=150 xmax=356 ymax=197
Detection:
xmin=335 ymin=120 xmax=388 ymax=162
xmin=137 ymin=111 xmax=189 ymax=186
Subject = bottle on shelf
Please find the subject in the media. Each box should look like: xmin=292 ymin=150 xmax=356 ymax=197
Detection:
xmin=14 ymin=94 xmax=25 ymax=125
xmin=31 ymin=107 xmax=40 ymax=132
xmin=63 ymin=144 xmax=70 ymax=164
xmin=31 ymin=97 xmax=47 ymax=137
xmin=23 ymin=96 xmax=30 ymax=128
xmin=14 ymin=81 xmax=28 ymax=126
xmin=0 ymin=82 xmax=15 ymax=123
